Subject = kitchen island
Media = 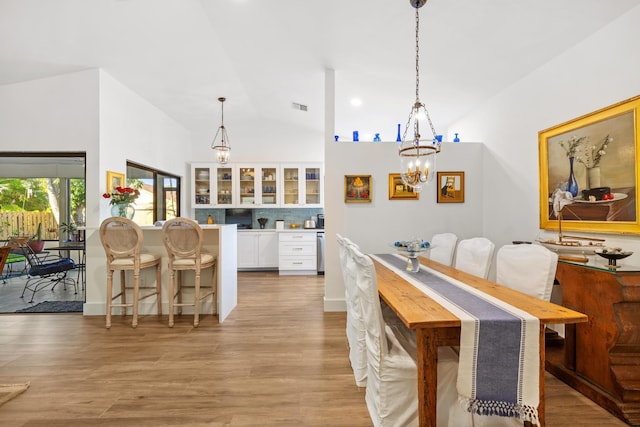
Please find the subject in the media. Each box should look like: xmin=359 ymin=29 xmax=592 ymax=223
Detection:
xmin=84 ymin=223 xmax=237 ymax=323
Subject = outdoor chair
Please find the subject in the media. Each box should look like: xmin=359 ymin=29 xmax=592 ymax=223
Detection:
xmin=14 ymin=238 xmax=76 ymax=303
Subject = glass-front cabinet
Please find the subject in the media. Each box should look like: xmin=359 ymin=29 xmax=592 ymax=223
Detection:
xmin=191 ymin=162 xmax=321 ymax=209
xmin=238 ymin=166 xmax=256 ymax=207
xmin=303 ymin=165 xmax=322 ymax=206
xmin=280 ymin=163 xmax=323 ymax=207
xmin=191 ymin=163 xmax=235 ymax=207
xmin=282 ymin=166 xmax=300 ymax=206
xmin=215 ymin=166 xmax=234 ymax=206
xmin=260 ymin=166 xmax=278 ymax=207
xmin=193 ymin=165 xmax=212 ymax=206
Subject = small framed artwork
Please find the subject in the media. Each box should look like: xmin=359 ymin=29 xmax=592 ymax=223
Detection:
xmin=345 ymin=175 xmax=372 ymax=203
xmin=388 ymin=173 xmax=419 ymax=200
xmin=106 ymin=171 xmax=125 ymax=193
xmin=437 ymin=171 xmax=465 ymax=203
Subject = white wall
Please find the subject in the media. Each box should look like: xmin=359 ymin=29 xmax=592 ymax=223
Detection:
xmin=0 ymin=69 xmax=194 ymax=315
xmin=324 ymin=70 xmax=487 ymax=309
xmin=449 ymin=4 xmax=640 ymax=263
xmin=0 ymin=69 xmax=100 ymax=207
xmin=97 ymin=70 xmax=192 ymax=223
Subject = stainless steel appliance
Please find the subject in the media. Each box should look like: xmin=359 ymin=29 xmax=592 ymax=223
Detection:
xmin=316 ymin=213 xmax=324 ymax=229
xmin=316 ymin=231 xmax=325 ymax=274
xmin=304 ymin=219 xmax=316 ymax=229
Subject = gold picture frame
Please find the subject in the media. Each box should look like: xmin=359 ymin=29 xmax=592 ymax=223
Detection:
xmin=388 ymin=173 xmax=419 ymax=200
xmin=539 ymin=95 xmax=640 ymax=234
xmin=345 ymin=175 xmax=372 ymax=203
xmin=106 ymin=170 xmax=125 ymax=193
xmin=436 ymin=172 xmax=465 ymax=203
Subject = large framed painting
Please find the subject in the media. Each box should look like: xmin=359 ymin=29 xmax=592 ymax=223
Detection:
xmin=539 ymin=95 xmax=640 ymax=234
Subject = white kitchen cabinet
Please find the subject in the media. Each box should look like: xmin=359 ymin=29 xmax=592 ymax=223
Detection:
xmin=280 ymin=163 xmax=323 ymax=207
xmin=237 ymin=231 xmax=278 ymax=270
xmin=192 ymin=164 xmax=213 ymax=207
xmin=236 ymin=164 xmax=279 ymax=207
xmin=278 ymin=231 xmax=317 ymax=275
xmin=214 ymin=166 xmax=235 ymax=206
xmin=191 ymin=162 xmax=322 ymax=210
xmin=191 ymin=163 xmax=235 ymax=207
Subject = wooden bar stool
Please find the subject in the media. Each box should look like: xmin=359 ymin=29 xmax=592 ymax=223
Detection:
xmin=99 ymin=217 xmax=162 ymax=328
xmin=162 ymin=217 xmax=217 ymax=327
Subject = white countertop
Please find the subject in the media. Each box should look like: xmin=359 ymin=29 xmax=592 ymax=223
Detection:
xmin=237 ymin=228 xmax=322 ymax=233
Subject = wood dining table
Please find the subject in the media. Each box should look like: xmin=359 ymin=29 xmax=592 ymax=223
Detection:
xmin=372 ymin=255 xmax=588 ymax=427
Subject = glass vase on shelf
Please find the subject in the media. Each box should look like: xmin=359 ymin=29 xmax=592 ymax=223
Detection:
xmin=111 ymin=203 xmax=135 ymax=220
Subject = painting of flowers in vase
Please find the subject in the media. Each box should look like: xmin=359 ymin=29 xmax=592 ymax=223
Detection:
xmin=539 ymin=95 xmax=640 ymax=234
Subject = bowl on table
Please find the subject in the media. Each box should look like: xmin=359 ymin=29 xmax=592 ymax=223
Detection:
xmin=594 ymin=248 xmax=633 ymax=267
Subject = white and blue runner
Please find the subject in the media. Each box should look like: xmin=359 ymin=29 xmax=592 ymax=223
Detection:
xmin=372 ymin=253 xmax=540 ymax=425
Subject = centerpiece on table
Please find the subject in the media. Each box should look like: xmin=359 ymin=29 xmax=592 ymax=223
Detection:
xmin=102 ymin=186 xmax=140 ymax=219
xmin=393 ymin=239 xmax=430 ymax=272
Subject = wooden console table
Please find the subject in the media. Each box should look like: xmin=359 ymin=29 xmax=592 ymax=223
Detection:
xmin=548 ymin=259 xmax=640 ymax=425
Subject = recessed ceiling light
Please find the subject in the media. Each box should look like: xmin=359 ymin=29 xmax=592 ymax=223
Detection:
xmin=350 ymin=98 xmax=362 ymax=107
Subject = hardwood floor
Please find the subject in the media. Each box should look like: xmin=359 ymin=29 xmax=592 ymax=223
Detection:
xmin=0 ymin=272 xmax=628 ymax=426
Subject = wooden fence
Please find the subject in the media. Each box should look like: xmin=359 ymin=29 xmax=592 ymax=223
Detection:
xmin=0 ymin=211 xmax=59 ymax=241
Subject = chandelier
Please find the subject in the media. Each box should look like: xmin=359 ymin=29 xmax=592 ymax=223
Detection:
xmin=399 ymin=0 xmax=441 ymax=193
xmin=211 ymin=97 xmax=231 ymax=165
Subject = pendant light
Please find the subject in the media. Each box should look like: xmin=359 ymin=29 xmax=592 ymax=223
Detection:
xmin=211 ymin=97 xmax=231 ymax=165
xmin=398 ymin=0 xmax=441 ymax=193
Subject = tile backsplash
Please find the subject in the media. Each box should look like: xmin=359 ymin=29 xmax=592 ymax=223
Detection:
xmin=195 ymin=208 xmax=323 ymax=229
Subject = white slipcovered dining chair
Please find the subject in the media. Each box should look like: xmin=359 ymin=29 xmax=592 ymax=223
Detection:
xmin=99 ymin=217 xmax=162 ymax=329
xmin=496 ymin=244 xmax=558 ymax=302
xmin=428 ymin=233 xmax=458 ymax=266
xmin=162 ymin=217 xmax=217 ymax=327
xmin=349 ymin=244 xmax=466 ymax=427
xmin=336 ymin=233 xmax=367 ymax=387
xmin=454 ymin=237 xmax=495 ymax=279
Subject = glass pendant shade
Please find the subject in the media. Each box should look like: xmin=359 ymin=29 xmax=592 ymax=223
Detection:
xmin=212 ymin=125 xmax=230 ymax=165
xmin=399 ymin=140 xmax=437 ymax=193
xmin=399 ymin=101 xmax=439 ymax=192
xmin=211 ymin=97 xmax=231 ymax=165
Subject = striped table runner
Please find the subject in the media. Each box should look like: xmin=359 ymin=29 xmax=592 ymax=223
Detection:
xmin=372 ymin=253 xmax=540 ymax=424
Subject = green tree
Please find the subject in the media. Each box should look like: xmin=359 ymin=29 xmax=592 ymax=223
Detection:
xmin=0 ymin=178 xmax=49 ymax=212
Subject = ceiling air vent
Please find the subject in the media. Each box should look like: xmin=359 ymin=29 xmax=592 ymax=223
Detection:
xmin=292 ymin=102 xmax=308 ymax=112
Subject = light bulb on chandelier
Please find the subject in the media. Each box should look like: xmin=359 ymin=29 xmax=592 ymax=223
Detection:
xmin=211 ymin=97 xmax=231 ymax=165
xmin=398 ymin=0 xmax=441 ymax=193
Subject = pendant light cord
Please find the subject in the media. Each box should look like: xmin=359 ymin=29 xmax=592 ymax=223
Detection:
xmin=401 ymin=3 xmax=438 ymax=143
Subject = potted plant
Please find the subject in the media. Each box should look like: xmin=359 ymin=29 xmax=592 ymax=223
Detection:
xmin=28 ymin=223 xmax=46 ymax=253
xmin=59 ymin=222 xmax=77 ymax=242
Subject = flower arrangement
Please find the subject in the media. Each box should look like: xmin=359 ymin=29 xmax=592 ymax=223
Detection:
xmin=102 ymin=186 xmax=140 ymax=205
xmin=559 ymin=135 xmax=587 ymax=158
xmin=576 ymin=134 xmax=613 ymax=168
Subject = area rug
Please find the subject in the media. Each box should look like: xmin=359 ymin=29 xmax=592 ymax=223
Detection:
xmin=0 ymin=383 xmax=29 ymax=407
xmin=15 ymin=301 xmax=83 ymax=313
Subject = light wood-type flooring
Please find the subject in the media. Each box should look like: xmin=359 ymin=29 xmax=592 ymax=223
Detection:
xmin=0 ymin=272 xmax=628 ymax=426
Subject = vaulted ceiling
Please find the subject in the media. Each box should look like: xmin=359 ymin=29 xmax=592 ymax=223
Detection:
xmin=2 ymin=0 xmax=639 ymax=143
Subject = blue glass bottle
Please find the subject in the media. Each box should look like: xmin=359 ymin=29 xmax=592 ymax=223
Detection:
xmin=373 ymin=133 xmax=381 ymax=142
xmin=453 ymin=133 xmax=460 ymax=143
xmin=396 ymin=124 xmax=402 ymax=142
xmin=567 ymin=156 xmax=579 ymax=197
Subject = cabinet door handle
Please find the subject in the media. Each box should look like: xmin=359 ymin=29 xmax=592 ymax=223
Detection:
xmin=293 ymin=262 xmax=303 ymax=265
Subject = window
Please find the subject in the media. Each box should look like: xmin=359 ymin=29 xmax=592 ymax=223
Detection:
xmin=0 ymin=153 xmax=85 ymax=242
xmin=126 ymin=162 xmax=180 ymax=225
